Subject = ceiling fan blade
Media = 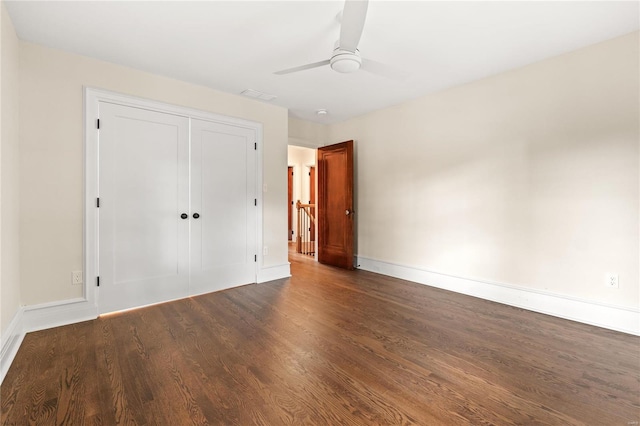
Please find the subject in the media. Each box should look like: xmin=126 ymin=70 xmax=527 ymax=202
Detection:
xmin=361 ymin=58 xmax=409 ymax=81
xmin=339 ymin=0 xmax=369 ymax=52
xmin=274 ymin=59 xmax=331 ymax=75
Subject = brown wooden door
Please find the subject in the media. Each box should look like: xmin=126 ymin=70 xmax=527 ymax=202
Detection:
xmin=317 ymin=141 xmax=354 ymax=269
xmin=288 ymin=166 xmax=293 ymax=241
xmin=309 ymin=166 xmax=316 ymax=242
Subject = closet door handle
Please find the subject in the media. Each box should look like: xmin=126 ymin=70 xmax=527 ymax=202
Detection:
xmin=193 ymin=213 xmax=200 ymax=219
xmin=180 ymin=213 xmax=188 ymax=219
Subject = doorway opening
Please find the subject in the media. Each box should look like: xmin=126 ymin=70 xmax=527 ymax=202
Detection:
xmin=287 ymin=140 xmax=355 ymax=269
xmin=287 ymin=145 xmax=317 ymax=258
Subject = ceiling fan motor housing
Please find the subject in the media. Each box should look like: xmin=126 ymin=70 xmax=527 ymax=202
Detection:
xmin=330 ymin=48 xmax=362 ymax=73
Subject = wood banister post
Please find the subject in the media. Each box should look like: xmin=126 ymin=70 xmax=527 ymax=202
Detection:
xmin=296 ymin=200 xmax=302 ymax=253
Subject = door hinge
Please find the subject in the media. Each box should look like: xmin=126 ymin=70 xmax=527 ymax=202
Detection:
xmin=254 ymin=142 xmax=257 ymax=150
xmin=96 ymin=198 xmax=100 ymax=208
xmin=254 ymin=255 xmax=257 ymax=262
xmin=96 ymin=276 xmax=100 ymax=287
xmin=97 ymin=119 xmax=100 ymax=129
xmin=254 ymin=199 xmax=257 ymax=206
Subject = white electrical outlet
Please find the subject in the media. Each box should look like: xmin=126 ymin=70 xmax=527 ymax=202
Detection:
xmin=263 ymin=246 xmax=269 ymax=256
xmin=72 ymin=270 xmax=83 ymax=285
xmin=605 ymin=273 xmax=619 ymax=289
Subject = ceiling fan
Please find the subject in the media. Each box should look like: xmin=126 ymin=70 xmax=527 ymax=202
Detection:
xmin=274 ymin=0 xmax=404 ymax=79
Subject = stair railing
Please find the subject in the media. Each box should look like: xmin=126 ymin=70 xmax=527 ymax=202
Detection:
xmin=296 ymin=200 xmax=316 ymax=256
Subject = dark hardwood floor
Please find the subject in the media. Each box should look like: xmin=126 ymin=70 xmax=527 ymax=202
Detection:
xmin=2 ymin=248 xmax=639 ymax=425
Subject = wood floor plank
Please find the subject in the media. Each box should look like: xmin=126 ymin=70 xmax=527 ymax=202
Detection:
xmin=2 ymin=248 xmax=639 ymax=425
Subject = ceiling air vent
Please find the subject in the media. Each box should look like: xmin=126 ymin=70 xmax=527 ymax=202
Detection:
xmin=241 ymin=89 xmax=277 ymax=102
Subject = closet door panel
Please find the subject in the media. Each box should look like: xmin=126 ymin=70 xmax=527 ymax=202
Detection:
xmin=190 ymin=119 xmax=256 ymax=295
xmin=201 ymin=132 xmax=247 ymax=267
xmin=112 ymin=119 xmax=180 ymax=281
xmin=98 ymin=102 xmax=190 ymax=314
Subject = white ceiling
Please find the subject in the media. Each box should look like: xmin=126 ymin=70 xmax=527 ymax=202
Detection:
xmin=5 ymin=1 xmax=639 ymax=124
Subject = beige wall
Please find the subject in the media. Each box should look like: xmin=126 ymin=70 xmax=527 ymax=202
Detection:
xmin=289 ymin=116 xmax=327 ymax=147
xmin=19 ymin=42 xmax=288 ymax=306
xmin=1 ymin=3 xmax=21 ymax=333
xmin=328 ymin=32 xmax=639 ymax=309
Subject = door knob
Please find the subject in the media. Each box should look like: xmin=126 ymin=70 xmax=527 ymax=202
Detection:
xmin=180 ymin=213 xmax=188 ymax=219
xmin=193 ymin=213 xmax=200 ymax=219
xmin=346 ymin=209 xmax=351 ymax=216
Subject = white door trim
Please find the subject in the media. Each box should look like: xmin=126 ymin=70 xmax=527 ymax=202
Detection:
xmin=84 ymin=87 xmax=264 ymax=312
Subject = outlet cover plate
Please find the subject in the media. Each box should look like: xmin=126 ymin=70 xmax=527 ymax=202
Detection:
xmin=72 ymin=271 xmax=83 ymax=285
xmin=605 ymin=273 xmax=619 ymax=289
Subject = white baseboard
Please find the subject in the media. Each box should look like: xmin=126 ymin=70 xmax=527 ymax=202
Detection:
xmin=1 ymin=307 xmax=25 ymax=384
xmin=22 ymin=298 xmax=98 ymax=332
xmin=257 ymin=263 xmax=291 ymax=283
xmin=0 ymin=298 xmax=98 ymax=384
xmin=357 ymin=256 xmax=640 ymax=336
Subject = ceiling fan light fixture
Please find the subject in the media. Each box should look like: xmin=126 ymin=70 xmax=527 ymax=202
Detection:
xmin=330 ymin=49 xmax=362 ymax=73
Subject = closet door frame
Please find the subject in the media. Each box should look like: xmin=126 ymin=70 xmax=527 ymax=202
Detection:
xmin=84 ymin=87 xmax=264 ymax=312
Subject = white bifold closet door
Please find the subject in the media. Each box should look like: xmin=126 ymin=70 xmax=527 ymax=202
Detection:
xmin=98 ymin=102 xmax=256 ymax=314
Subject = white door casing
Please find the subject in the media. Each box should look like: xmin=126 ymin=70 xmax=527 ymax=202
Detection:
xmin=85 ymin=88 xmax=263 ymax=315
